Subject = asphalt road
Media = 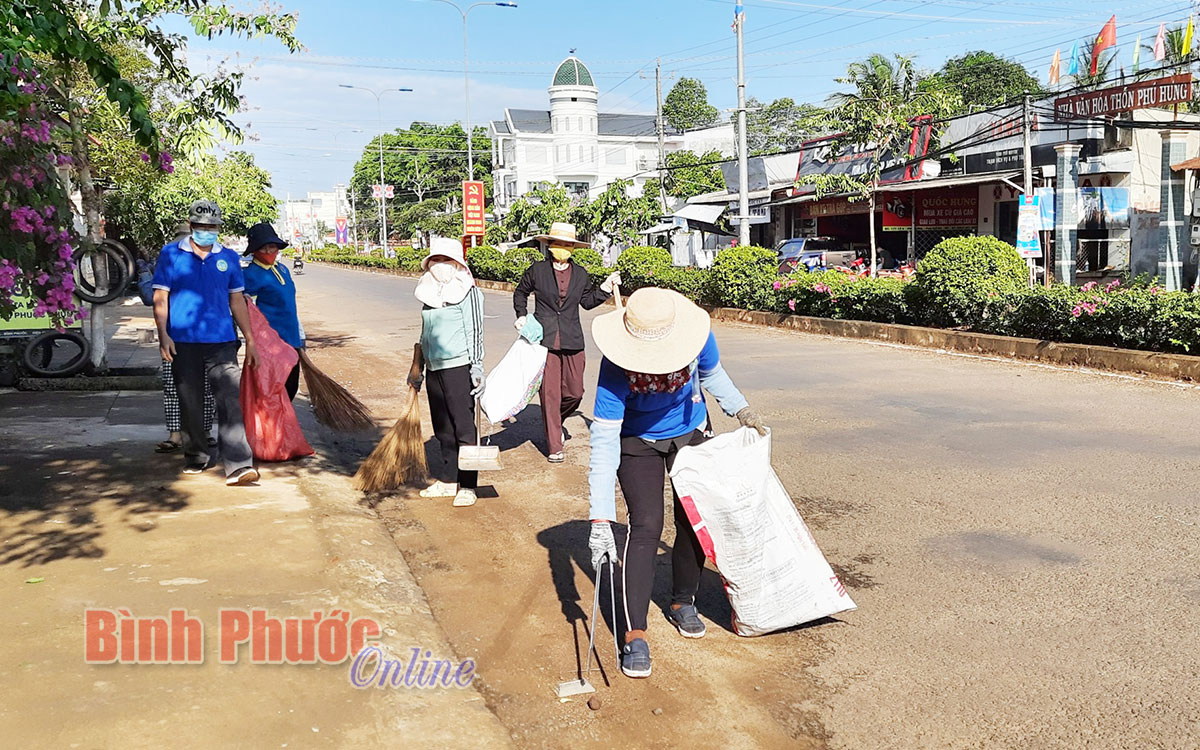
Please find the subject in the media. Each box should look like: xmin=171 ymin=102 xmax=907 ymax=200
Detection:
xmin=299 ymin=263 xmax=1200 ymax=749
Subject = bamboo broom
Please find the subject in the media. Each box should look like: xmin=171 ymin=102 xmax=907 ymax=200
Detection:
xmin=298 ymin=349 xmax=374 ymax=431
xmin=353 ymin=344 xmax=428 ymax=492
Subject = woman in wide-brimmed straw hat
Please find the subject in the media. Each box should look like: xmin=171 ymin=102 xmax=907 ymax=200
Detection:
xmin=513 ymin=222 xmax=620 ymax=463
xmin=406 ymin=236 xmax=486 ymax=508
xmin=586 ymin=286 xmax=767 ymax=679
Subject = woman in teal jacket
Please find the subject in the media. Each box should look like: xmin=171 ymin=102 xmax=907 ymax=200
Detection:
xmin=407 ymin=237 xmax=485 ymax=508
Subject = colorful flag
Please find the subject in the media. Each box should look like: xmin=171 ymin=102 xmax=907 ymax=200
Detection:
xmin=1091 ymin=15 xmax=1117 ymax=75
xmin=1185 ymin=16 xmax=1194 ymax=57
xmin=1154 ymin=22 xmax=1166 ymax=60
xmin=732 ymin=1 xmax=744 ymax=31
xmin=1049 ymin=49 xmax=1061 ymax=85
xmin=1132 ymin=34 xmax=1141 ymax=72
xmin=1068 ymin=41 xmax=1080 ymax=76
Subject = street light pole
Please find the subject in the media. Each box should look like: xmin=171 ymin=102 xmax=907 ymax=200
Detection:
xmin=734 ymin=0 xmax=750 ymax=247
xmin=338 ymin=84 xmax=412 ymax=251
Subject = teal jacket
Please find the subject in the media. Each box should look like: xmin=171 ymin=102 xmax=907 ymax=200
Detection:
xmin=420 ymin=287 xmax=485 ymax=371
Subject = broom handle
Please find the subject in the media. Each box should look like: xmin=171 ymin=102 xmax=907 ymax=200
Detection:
xmin=612 ymin=281 xmax=622 ymax=310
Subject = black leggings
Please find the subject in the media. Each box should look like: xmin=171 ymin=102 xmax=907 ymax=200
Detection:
xmin=617 ymin=429 xmax=709 ymax=632
xmin=286 ymin=363 xmax=300 ymax=401
xmin=426 ymin=364 xmax=478 ymax=489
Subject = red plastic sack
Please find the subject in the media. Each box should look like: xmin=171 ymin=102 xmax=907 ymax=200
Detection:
xmin=241 ymin=300 xmax=314 ymax=461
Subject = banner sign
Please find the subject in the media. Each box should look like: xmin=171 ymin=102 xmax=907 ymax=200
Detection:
xmin=800 ymin=195 xmax=872 ymax=218
xmin=881 ymin=193 xmax=913 ymax=232
xmin=1028 ymin=186 xmax=1129 ymax=230
xmin=1016 ymin=196 xmax=1043 ymax=259
xmin=916 ymin=188 xmax=978 ymax=229
xmin=0 ymin=295 xmax=81 ymax=336
xmin=462 ymin=181 xmax=486 ymax=236
xmin=792 ymin=118 xmax=935 ymax=196
xmin=335 ymin=217 xmax=349 ymax=245
xmin=371 ymin=185 xmax=395 ymax=199
xmin=1054 ymin=74 xmax=1193 ymax=121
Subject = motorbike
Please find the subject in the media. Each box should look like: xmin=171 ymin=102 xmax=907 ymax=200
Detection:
xmin=292 ymin=255 xmax=305 ymax=275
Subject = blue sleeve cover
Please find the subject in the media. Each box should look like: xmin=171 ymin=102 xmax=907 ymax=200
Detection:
xmin=697 ymin=333 xmax=749 ymax=416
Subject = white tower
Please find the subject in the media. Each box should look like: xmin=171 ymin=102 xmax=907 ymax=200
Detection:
xmin=549 ymin=56 xmax=599 ymax=190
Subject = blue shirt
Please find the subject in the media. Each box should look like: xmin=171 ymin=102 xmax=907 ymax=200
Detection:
xmin=151 ymin=239 xmax=245 ymax=344
xmin=594 ymin=332 xmax=723 ymax=440
xmin=243 ymin=261 xmax=303 ymax=348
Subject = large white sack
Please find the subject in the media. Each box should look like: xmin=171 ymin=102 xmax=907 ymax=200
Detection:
xmin=481 ymin=337 xmax=548 ymax=424
xmin=670 ymin=427 xmax=856 ymax=636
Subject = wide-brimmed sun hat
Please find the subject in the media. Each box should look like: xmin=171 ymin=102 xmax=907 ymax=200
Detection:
xmin=591 ymin=287 xmax=711 ymax=374
xmin=533 ymin=222 xmax=590 ymax=248
xmin=421 ymin=236 xmax=469 ymax=271
xmin=244 ymin=222 xmax=289 ymax=255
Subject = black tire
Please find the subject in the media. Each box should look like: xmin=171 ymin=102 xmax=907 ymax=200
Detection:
xmin=21 ymin=330 xmax=90 ymax=377
xmin=72 ymin=243 xmax=131 ymax=304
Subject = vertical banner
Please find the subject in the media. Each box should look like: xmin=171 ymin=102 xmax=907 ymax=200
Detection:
xmin=1016 ymin=195 xmax=1043 ymax=259
xmin=335 ymin=217 xmax=349 ymax=246
xmin=881 ymin=193 xmax=913 ymax=232
xmin=462 ymin=180 xmax=486 ymax=236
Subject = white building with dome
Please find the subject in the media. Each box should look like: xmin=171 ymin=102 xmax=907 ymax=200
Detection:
xmin=489 ymin=56 xmax=735 ymax=215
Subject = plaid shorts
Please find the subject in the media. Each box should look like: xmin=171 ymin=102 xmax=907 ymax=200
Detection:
xmin=161 ymin=358 xmax=214 ymax=433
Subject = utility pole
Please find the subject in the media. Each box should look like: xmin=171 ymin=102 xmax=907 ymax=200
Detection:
xmin=734 ymin=1 xmax=750 ymax=246
xmin=641 ymin=59 xmax=672 ymax=211
xmin=1022 ymin=93 xmax=1037 ymax=288
xmin=349 ymin=189 xmax=359 ymax=251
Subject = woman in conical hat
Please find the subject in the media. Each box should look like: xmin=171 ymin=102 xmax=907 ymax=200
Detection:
xmin=586 ymin=286 xmax=767 ymax=679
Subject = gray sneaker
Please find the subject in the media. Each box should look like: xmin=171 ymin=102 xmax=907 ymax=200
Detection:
xmin=621 ymin=638 xmax=652 ymax=678
xmin=666 ymin=604 xmax=706 ymax=638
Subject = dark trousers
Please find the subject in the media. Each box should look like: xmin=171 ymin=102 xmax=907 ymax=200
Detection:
xmin=426 ymin=364 xmax=478 ymax=490
xmin=618 ymin=429 xmax=709 ymax=632
xmin=173 ymin=341 xmax=253 ymax=477
xmin=539 ymin=349 xmax=585 ymax=454
xmin=285 ymin=363 xmax=300 ymax=401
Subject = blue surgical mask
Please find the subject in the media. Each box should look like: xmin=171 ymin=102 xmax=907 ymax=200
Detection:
xmin=192 ymin=230 xmax=218 ymax=247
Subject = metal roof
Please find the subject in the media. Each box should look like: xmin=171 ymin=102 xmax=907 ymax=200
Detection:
xmin=503 ymin=109 xmax=664 ymax=137
xmin=491 ymin=119 xmax=510 ymax=135
xmin=552 ymin=57 xmax=595 ymax=87
xmin=507 ymin=109 xmax=552 ymax=134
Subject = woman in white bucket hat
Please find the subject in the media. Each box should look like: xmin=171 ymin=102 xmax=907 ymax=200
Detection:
xmin=586 ymin=286 xmax=767 ymax=678
xmin=407 ymin=237 xmax=486 ymax=508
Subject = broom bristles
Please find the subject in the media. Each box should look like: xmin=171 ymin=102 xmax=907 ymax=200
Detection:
xmin=353 ymin=385 xmax=428 ymax=492
xmin=299 ymin=350 xmax=374 ymax=431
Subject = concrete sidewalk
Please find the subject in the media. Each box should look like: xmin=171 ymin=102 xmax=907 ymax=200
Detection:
xmin=0 ymin=310 xmax=514 ymax=748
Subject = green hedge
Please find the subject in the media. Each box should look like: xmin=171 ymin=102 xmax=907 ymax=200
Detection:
xmin=616 ymin=245 xmax=673 ymax=289
xmin=908 ymin=235 xmax=1028 ymax=328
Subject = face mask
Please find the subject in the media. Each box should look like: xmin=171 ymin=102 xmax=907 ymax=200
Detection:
xmin=550 ymin=246 xmax=573 ymax=262
xmin=192 ymin=230 xmax=218 ymax=247
xmin=430 ymin=261 xmax=458 ymax=283
xmin=254 ymin=251 xmax=278 ymax=265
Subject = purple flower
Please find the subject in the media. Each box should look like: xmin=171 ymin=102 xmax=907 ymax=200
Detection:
xmin=140 ymin=152 xmax=151 ymax=163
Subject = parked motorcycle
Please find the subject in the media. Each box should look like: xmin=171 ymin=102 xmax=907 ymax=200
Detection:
xmin=293 ymin=255 xmax=305 ymax=275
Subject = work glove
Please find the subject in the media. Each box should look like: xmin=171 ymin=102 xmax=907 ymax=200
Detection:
xmin=588 ymin=520 xmax=617 ymax=571
xmin=600 ymin=271 xmax=622 ymax=294
xmin=518 ymin=316 xmax=544 ymax=344
xmin=736 ymin=407 xmax=768 ymax=437
xmin=470 ymin=363 xmax=485 ymax=397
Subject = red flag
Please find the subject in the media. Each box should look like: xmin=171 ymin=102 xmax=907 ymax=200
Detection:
xmin=1091 ymin=15 xmax=1117 ymax=75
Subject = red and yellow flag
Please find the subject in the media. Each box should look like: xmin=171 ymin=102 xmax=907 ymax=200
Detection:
xmin=1091 ymin=15 xmax=1117 ymax=75
xmin=1049 ymin=49 xmax=1061 ymax=85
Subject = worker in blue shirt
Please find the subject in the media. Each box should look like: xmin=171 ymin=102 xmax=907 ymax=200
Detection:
xmin=151 ymin=199 xmax=260 ymax=486
xmin=242 ymin=223 xmax=304 ymax=400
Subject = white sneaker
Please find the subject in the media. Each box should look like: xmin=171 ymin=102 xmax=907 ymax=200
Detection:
xmin=225 ymin=467 xmax=259 ymax=486
xmin=420 ymin=481 xmax=457 ymax=498
xmin=452 ymin=488 xmax=477 ymax=507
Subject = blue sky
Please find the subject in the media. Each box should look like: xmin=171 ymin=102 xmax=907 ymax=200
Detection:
xmin=173 ymin=0 xmax=1192 ymax=197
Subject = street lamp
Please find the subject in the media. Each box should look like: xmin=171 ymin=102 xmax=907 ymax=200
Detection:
xmin=427 ymin=1 xmax=517 ymax=182
xmin=338 ymin=85 xmax=413 ymax=251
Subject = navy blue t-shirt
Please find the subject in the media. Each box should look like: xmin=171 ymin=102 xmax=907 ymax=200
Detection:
xmin=151 ymin=239 xmax=245 ymax=344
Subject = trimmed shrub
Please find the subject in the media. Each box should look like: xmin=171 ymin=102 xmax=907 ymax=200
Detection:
xmin=396 ymin=245 xmax=426 ymax=272
xmin=658 ymin=266 xmax=710 ymax=303
xmin=504 ymin=246 xmax=545 ymax=283
xmin=466 ymin=244 xmax=506 ymax=281
xmin=910 ymin=235 xmax=1028 ymax=327
xmin=616 ymin=245 xmax=673 ymax=289
xmin=706 ymin=245 xmax=777 ymax=311
xmin=571 ymin=247 xmax=608 ymax=286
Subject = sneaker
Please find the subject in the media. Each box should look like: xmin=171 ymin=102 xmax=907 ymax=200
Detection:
xmin=225 ymin=467 xmax=259 ymax=486
xmin=183 ymin=462 xmax=207 ymax=474
xmin=621 ymin=638 xmax=652 ymax=678
xmin=420 ymin=481 xmax=457 ymax=498
xmin=548 ymin=452 xmax=565 ymax=464
xmin=666 ymin=604 xmax=707 ymax=639
xmin=452 ymin=488 xmax=477 ymax=507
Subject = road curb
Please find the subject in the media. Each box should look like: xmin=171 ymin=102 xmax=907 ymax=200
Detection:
xmin=312 ymin=261 xmax=1200 ymax=382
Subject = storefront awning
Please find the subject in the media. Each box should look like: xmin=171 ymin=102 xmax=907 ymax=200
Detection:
xmin=1171 ymin=156 xmax=1200 ymax=171
xmin=673 ymin=203 xmax=726 ymax=224
xmin=879 ymin=172 xmax=1022 ymax=192
xmin=638 ymin=222 xmax=678 ymax=235
xmin=686 ymin=188 xmax=774 ymax=205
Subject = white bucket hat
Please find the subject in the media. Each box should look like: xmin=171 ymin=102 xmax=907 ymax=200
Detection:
xmin=591 ymin=287 xmax=711 ymax=374
xmin=533 ymin=222 xmax=590 ymax=248
xmin=421 ymin=236 xmax=469 ymax=271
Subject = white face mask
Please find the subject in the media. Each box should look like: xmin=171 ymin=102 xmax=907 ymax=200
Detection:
xmin=430 ymin=260 xmax=458 ymax=284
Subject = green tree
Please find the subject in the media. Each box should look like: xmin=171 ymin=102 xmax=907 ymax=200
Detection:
xmin=810 ymin=53 xmax=957 ymax=276
xmin=498 ymin=183 xmax=579 ymax=240
xmin=583 ymin=178 xmax=658 ymax=245
xmin=648 ymin=149 xmax=726 ymax=200
xmin=746 ymin=96 xmax=834 ymax=154
xmin=932 ymin=51 xmax=1042 ymax=110
xmin=663 ymin=77 xmax=719 ymax=131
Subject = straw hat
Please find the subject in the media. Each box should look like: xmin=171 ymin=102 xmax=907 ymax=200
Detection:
xmin=533 ymin=222 xmax=590 ymax=248
xmin=591 ymin=287 xmax=711 ymax=374
xmin=421 ymin=236 xmax=468 ymax=271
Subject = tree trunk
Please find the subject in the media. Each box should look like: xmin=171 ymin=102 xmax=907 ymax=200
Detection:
xmin=66 ymin=73 xmax=108 ymax=371
xmin=868 ymin=189 xmax=878 ymax=278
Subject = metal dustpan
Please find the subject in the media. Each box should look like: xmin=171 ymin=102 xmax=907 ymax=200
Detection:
xmin=459 ymin=398 xmax=502 ymax=472
xmin=555 ymin=557 xmax=619 ymax=699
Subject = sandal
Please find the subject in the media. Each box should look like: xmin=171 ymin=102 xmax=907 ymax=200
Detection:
xmin=155 ymin=440 xmax=182 ymax=454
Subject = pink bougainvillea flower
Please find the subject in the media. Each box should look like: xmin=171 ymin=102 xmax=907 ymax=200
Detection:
xmin=772 ymin=280 xmax=782 ymax=290
xmin=787 ymin=299 xmax=796 ymax=311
